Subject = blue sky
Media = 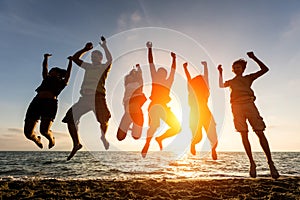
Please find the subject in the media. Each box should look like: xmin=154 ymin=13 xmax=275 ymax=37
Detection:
xmin=0 ymin=0 xmax=299 ymax=152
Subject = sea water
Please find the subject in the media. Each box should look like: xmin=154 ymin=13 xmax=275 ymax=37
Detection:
xmin=0 ymin=151 xmax=299 ymax=180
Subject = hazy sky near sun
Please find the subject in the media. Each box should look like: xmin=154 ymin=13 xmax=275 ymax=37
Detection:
xmin=0 ymin=0 xmax=299 ymax=152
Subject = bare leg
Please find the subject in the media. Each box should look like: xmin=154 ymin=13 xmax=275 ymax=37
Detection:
xmin=131 ymin=123 xmax=142 ymax=140
xmin=155 ymin=109 xmax=181 ymax=151
xmin=131 ymin=111 xmax=144 ymax=140
xmin=211 ymin=141 xmax=218 ymax=160
xmin=240 ymin=131 xmax=256 ymax=178
xmin=24 ymin=120 xmax=43 ymax=149
xmin=67 ymin=122 xmax=82 ymax=161
xmin=117 ymin=113 xmax=132 ymax=141
xmin=204 ymin=119 xmax=218 ymax=160
xmin=190 ymin=128 xmax=203 ymax=156
xmin=255 ymin=131 xmax=280 ymax=179
xmin=141 ymin=126 xmax=157 ymax=158
xmin=100 ymin=123 xmax=109 ymax=150
xmin=40 ymin=119 xmax=55 ymax=149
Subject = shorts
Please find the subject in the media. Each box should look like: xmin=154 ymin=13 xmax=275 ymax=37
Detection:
xmin=148 ymin=102 xmax=180 ymax=130
xmin=62 ymin=93 xmax=111 ymax=125
xmin=231 ymin=102 xmax=266 ymax=132
xmin=25 ymin=97 xmax=58 ymax=122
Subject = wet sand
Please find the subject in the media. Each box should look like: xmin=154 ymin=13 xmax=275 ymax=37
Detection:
xmin=1 ymin=177 xmax=299 ymax=199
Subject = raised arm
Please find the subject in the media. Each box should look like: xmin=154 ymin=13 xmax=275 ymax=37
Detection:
xmin=100 ymin=36 xmax=112 ymax=66
xmin=247 ymin=51 xmax=269 ymax=78
xmin=201 ymin=61 xmax=209 ymax=88
xmin=167 ymin=52 xmax=176 ymax=83
xmin=135 ymin=64 xmax=143 ymax=86
xmin=218 ymin=64 xmax=226 ymax=88
xmin=72 ymin=42 xmax=93 ymax=66
xmin=64 ymin=56 xmax=73 ymax=84
xmin=146 ymin=41 xmax=156 ymax=78
xmin=183 ymin=62 xmax=191 ymax=81
xmin=42 ymin=53 xmax=51 ymax=79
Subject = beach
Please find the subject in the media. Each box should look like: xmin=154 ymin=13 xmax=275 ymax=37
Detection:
xmin=1 ymin=177 xmax=299 ymax=199
xmin=1 ymin=151 xmax=299 ymax=199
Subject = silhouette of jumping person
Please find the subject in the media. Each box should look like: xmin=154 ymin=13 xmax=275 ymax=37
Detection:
xmin=62 ymin=36 xmax=112 ymax=160
xmin=117 ymin=64 xmax=147 ymax=141
xmin=141 ymin=41 xmax=181 ymax=158
xmin=183 ymin=61 xmax=218 ymax=160
xmin=218 ymin=51 xmax=279 ymax=179
xmin=24 ymin=54 xmax=73 ymax=149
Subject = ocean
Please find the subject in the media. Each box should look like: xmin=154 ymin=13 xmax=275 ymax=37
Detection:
xmin=0 ymin=151 xmax=299 ymax=181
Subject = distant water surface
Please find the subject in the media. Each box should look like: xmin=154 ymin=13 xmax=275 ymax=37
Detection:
xmin=0 ymin=151 xmax=299 ymax=180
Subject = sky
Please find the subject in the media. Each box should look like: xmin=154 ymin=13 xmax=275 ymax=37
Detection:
xmin=0 ymin=0 xmax=299 ymax=153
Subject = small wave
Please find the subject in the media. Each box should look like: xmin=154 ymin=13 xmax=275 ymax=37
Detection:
xmin=0 ymin=169 xmax=24 ymax=175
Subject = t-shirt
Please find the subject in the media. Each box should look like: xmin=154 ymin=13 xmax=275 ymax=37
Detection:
xmin=149 ymin=64 xmax=173 ymax=104
xmin=224 ymin=73 xmax=259 ymax=104
xmin=123 ymin=69 xmax=144 ymax=103
xmin=150 ymin=83 xmax=171 ymax=104
xmin=80 ymin=61 xmax=112 ymax=95
xmin=35 ymin=76 xmax=66 ymax=97
xmin=188 ymin=75 xmax=209 ymax=106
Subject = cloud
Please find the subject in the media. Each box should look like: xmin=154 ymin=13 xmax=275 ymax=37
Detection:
xmin=282 ymin=13 xmax=300 ymax=39
xmin=117 ymin=11 xmax=144 ymax=31
xmin=0 ymin=127 xmax=71 ymax=151
xmin=131 ymin=11 xmax=142 ymax=23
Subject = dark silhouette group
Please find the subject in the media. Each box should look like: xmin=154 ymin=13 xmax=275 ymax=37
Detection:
xmin=24 ymin=37 xmax=280 ymax=179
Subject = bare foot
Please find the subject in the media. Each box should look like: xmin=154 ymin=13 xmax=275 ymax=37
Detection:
xmin=101 ymin=135 xmax=109 ymax=150
xmin=141 ymin=143 xmax=150 ymax=158
xmin=211 ymin=148 xmax=217 ymax=160
xmin=269 ymin=162 xmax=280 ymax=179
xmin=48 ymin=136 xmax=55 ymax=149
xmin=67 ymin=144 xmax=82 ymax=161
xmin=190 ymin=144 xmax=196 ymax=155
xmin=250 ymin=164 xmax=257 ymax=178
xmin=155 ymin=137 xmax=163 ymax=151
xmin=33 ymin=136 xmax=43 ymax=149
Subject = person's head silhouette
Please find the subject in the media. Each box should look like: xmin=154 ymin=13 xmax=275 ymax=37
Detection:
xmin=91 ymin=50 xmax=103 ymax=64
xmin=232 ymin=59 xmax=247 ymax=75
xmin=49 ymin=67 xmax=67 ymax=80
xmin=157 ymin=67 xmax=167 ymax=79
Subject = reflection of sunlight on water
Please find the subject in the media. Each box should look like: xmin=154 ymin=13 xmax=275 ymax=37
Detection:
xmin=2 ymin=152 xmax=297 ymax=180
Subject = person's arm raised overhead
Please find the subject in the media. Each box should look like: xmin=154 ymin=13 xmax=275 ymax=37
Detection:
xmin=183 ymin=62 xmax=191 ymax=82
xmin=247 ymin=51 xmax=269 ymax=79
xmin=167 ymin=52 xmax=176 ymax=83
xmin=72 ymin=42 xmax=93 ymax=67
xmin=100 ymin=36 xmax=112 ymax=66
xmin=136 ymin=64 xmax=143 ymax=86
xmin=64 ymin=56 xmax=73 ymax=84
xmin=218 ymin=64 xmax=226 ymax=88
xmin=42 ymin=53 xmax=51 ymax=79
xmin=201 ymin=61 xmax=209 ymax=88
xmin=136 ymin=63 xmax=141 ymax=73
xmin=146 ymin=41 xmax=156 ymax=79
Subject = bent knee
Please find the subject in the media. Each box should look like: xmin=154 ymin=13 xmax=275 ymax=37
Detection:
xmin=117 ymin=128 xmax=126 ymax=141
xmin=132 ymin=135 xmax=141 ymax=140
xmin=24 ymin=124 xmax=35 ymax=139
xmin=172 ymin=124 xmax=182 ymax=133
xmin=24 ymin=131 xmax=34 ymax=139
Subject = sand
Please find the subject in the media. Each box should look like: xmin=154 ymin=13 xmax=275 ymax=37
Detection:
xmin=1 ymin=177 xmax=299 ymax=200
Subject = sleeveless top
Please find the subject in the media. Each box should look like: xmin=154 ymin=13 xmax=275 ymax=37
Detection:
xmin=35 ymin=76 xmax=67 ymax=97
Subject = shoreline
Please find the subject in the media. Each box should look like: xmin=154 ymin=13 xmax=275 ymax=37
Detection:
xmin=1 ymin=176 xmax=299 ymax=199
